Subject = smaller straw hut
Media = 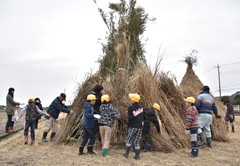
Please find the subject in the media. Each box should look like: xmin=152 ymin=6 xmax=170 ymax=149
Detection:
xmin=180 ymin=58 xmax=229 ymax=142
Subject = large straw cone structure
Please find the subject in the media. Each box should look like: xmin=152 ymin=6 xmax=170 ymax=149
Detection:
xmin=56 ymin=65 xmax=192 ymax=153
xmin=180 ymin=64 xmax=229 ymax=142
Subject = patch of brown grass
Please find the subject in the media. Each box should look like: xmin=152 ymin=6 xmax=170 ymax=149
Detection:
xmin=0 ymin=117 xmax=239 ymax=166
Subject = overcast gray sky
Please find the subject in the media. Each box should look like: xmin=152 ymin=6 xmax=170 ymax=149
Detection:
xmin=0 ymin=0 xmax=239 ymax=106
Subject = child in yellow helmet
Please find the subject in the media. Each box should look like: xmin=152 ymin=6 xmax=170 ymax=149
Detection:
xmin=79 ymin=94 xmax=97 ymax=155
xmin=17 ymin=98 xmax=50 ymax=146
xmin=123 ymin=93 xmax=144 ymax=160
xmin=98 ymin=94 xmax=120 ymax=157
xmin=142 ymin=103 xmax=160 ymax=152
xmin=184 ymin=96 xmax=199 ymax=158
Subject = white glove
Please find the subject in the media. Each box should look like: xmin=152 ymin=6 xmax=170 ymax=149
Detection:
xmin=185 ymin=130 xmax=190 ymax=135
xmin=230 ymin=115 xmax=233 ymax=119
xmin=15 ymin=117 xmax=19 ymax=122
xmin=44 ymin=114 xmax=50 ymax=119
xmin=69 ymin=110 xmax=74 ymax=114
xmin=94 ymin=114 xmax=101 ymax=119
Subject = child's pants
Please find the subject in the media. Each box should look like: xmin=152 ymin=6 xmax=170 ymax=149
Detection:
xmin=198 ymin=114 xmax=212 ymax=138
xmin=100 ymin=125 xmax=112 ymax=149
xmin=44 ymin=117 xmax=58 ymax=133
xmin=95 ymin=120 xmax=101 ymax=141
xmin=125 ymin=127 xmax=142 ymax=149
xmin=190 ymin=129 xmax=198 ymax=150
xmin=24 ymin=120 xmax=36 ymax=141
xmin=80 ymin=128 xmax=95 ymax=147
xmin=142 ymin=132 xmax=151 ymax=143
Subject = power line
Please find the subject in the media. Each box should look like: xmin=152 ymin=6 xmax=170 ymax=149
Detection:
xmin=212 ymin=86 xmax=240 ymax=92
xmin=213 ymin=61 xmax=240 ymax=99
xmin=221 ymin=84 xmax=240 ymax=89
xmin=221 ymin=61 xmax=240 ymax=67
xmin=199 ymin=67 xmax=215 ymax=75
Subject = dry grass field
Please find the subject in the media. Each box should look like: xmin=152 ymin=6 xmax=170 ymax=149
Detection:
xmin=0 ymin=115 xmax=239 ymax=166
xmin=0 ymin=110 xmax=25 ymax=136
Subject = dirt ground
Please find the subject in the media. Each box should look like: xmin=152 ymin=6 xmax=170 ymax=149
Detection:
xmin=0 ymin=116 xmax=239 ymax=166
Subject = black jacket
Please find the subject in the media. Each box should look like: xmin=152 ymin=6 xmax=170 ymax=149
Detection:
xmin=142 ymin=108 xmax=160 ymax=133
xmin=35 ymin=102 xmax=43 ymax=118
xmin=225 ymin=103 xmax=235 ymax=121
xmin=91 ymin=91 xmax=102 ymax=114
xmin=128 ymin=102 xmax=144 ymax=129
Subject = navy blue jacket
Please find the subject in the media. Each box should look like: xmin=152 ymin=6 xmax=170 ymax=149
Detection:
xmin=82 ymin=102 xmax=95 ymax=129
xmin=47 ymin=97 xmax=70 ymax=119
xmin=195 ymin=92 xmax=218 ymax=115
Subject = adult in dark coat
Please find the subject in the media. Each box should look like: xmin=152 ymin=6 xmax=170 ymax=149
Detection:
xmin=42 ymin=93 xmax=74 ymax=142
xmin=196 ymin=86 xmax=221 ymax=148
xmin=224 ymin=100 xmax=235 ymax=133
xmin=91 ymin=84 xmax=104 ymax=150
xmin=5 ymin=87 xmax=20 ymax=133
xmin=35 ymin=98 xmax=43 ymax=129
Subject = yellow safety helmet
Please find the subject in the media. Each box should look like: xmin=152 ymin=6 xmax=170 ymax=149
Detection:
xmin=129 ymin=93 xmax=140 ymax=102
xmin=28 ymin=98 xmax=35 ymax=103
xmin=152 ymin=103 xmax=160 ymax=110
xmin=184 ymin=97 xmax=195 ymax=104
xmin=101 ymin=94 xmax=110 ymax=103
xmin=86 ymin=94 xmax=96 ymax=101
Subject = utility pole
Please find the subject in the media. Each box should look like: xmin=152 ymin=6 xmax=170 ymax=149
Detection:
xmin=214 ymin=64 xmax=222 ymax=101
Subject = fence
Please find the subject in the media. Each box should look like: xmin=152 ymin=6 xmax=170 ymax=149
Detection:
xmin=233 ymin=105 xmax=240 ymax=116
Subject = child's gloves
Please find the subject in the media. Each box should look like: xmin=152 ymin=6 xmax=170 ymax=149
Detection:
xmin=44 ymin=114 xmax=50 ymax=119
xmin=185 ymin=130 xmax=190 ymax=135
xmin=15 ymin=117 xmax=19 ymax=122
xmin=94 ymin=114 xmax=101 ymax=119
xmin=69 ymin=110 xmax=74 ymax=114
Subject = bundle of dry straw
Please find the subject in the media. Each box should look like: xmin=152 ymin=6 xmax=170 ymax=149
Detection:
xmin=56 ymin=65 xmax=192 ymax=153
xmin=56 ymin=62 xmax=228 ymax=153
